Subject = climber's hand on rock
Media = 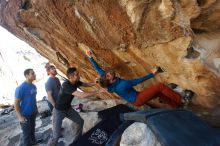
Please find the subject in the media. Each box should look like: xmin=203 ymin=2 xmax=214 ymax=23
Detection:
xmin=151 ymin=66 xmax=162 ymax=75
xmin=95 ymin=77 xmax=99 ymax=84
xmin=86 ymin=50 xmax=93 ymax=58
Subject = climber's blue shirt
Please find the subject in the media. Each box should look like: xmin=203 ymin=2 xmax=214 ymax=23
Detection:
xmin=89 ymin=57 xmax=155 ymax=102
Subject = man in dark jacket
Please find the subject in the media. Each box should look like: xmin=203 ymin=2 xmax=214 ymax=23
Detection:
xmin=47 ymin=67 xmax=105 ymax=146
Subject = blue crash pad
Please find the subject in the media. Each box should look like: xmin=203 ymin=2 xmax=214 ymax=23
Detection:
xmin=121 ymin=109 xmax=220 ymax=146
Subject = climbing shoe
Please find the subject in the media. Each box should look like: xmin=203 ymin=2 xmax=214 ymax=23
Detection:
xmin=183 ymin=89 xmax=194 ymax=101
xmin=180 ymin=89 xmax=195 ymax=107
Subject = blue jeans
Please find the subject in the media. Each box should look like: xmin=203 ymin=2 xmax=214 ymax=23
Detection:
xmin=20 ymin=114 xmax=36 ymax=146
xmin=47 ymin=108 xmax=84 ymax=146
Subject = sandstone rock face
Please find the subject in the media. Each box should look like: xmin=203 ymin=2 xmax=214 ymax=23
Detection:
xmin=0 ymin=0 xmax=220 ymax=112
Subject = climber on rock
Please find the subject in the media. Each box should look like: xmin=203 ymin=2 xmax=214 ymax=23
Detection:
xmin=85 ymin=50 xmax=194 ymax=109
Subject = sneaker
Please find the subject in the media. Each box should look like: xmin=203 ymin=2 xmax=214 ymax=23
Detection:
xmin=183 ymin=89 xmax=194 ymax=101
xmin=167 ymin=83 xmax=178 ymax=89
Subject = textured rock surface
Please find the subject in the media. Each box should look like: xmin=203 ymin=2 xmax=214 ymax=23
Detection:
xmin=0 ymin=0 xmax=220 ymax=116
xmin=120 ymin=122 xmax=161 ymax=146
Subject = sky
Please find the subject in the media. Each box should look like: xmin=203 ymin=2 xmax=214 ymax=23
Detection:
xmin=0 ymin=26 xmax=49 ymax=104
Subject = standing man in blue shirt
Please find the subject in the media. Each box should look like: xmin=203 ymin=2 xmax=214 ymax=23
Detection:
xmin=14 ymin=68 xmax=40 ymax=146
